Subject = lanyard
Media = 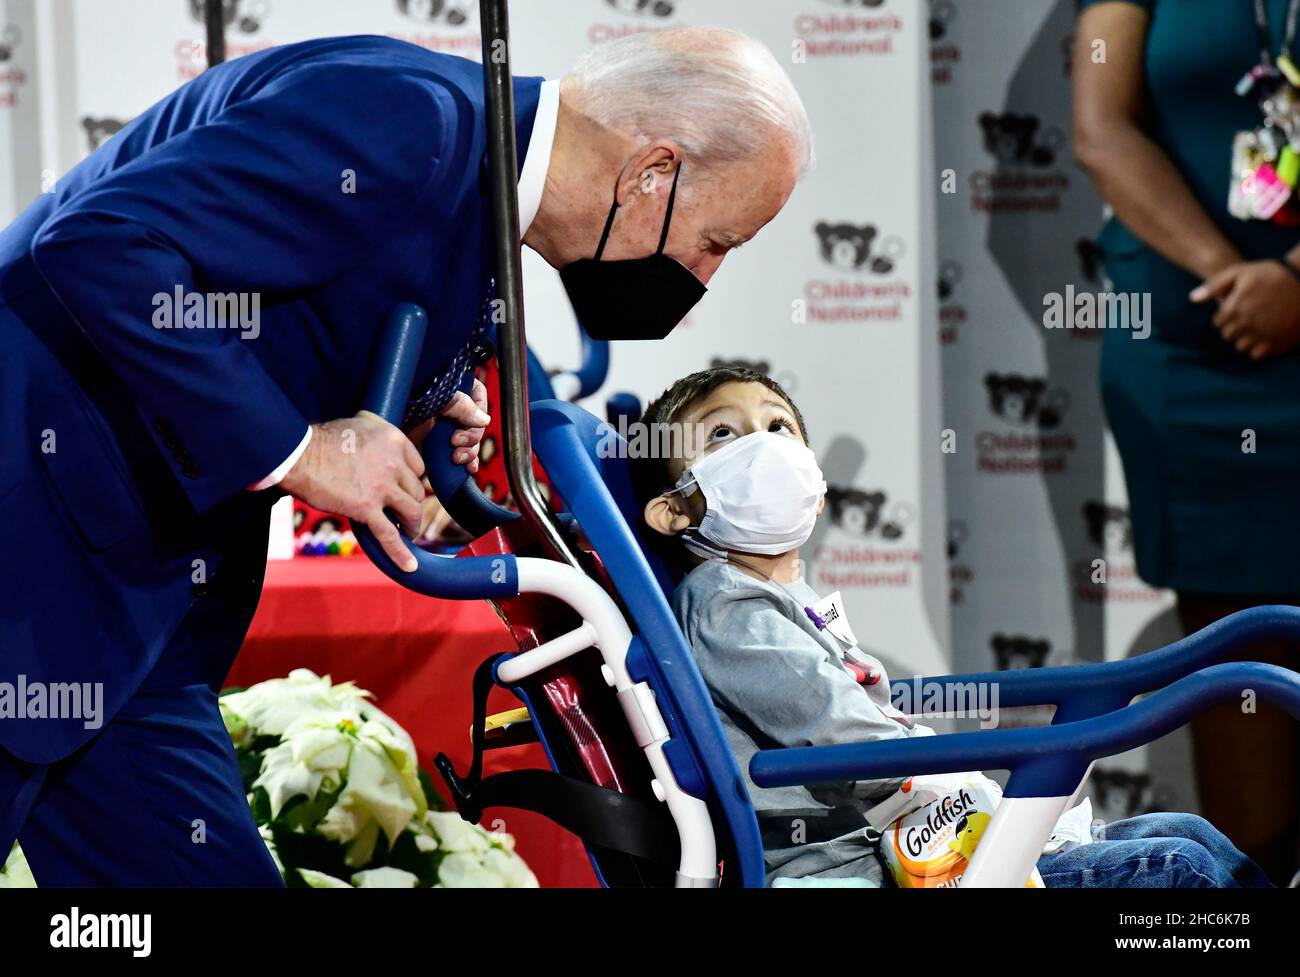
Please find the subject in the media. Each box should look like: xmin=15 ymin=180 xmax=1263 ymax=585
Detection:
xmin=1255 ymin=0 xmax=1300 ymax=67
xmin=716 ymin=549 xmax=829 ymax=630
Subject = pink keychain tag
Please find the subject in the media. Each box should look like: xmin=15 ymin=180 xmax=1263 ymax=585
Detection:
xmin=1249 ymin=162 xmax=1294 ymax=219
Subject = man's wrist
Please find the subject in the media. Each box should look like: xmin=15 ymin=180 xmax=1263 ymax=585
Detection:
xmin=251 ymin=426 xmax=314 ymax=492
xmin=1275 ymin=254 xmax=1300 ymax=285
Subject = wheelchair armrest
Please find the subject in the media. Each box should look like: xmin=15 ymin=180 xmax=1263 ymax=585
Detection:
xmin=889 ymin=605 xmax=1300 ymax=722
xmin=758 ymin=661 xmax=1300 ymax=799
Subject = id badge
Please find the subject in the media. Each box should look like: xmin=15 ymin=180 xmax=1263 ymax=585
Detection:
xmin=1229 ymin=130 xmax=1260 ymax=220
xmin=811 ymin=590 xmax=859 ymax=649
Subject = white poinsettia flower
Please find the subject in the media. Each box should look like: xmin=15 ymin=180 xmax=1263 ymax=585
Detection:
xmin=481 ymin=846 xmax=539 ymax=888
xmin=285 ymin=718 xmax=356 ymax=776
xmin=253 ymin=716 xmax=363 ymax=818
xmin=413 ymin=831 xmax=439 ymax=853
xmin=355 ymin=719 xmax=425 ymax=818
xmin=298 ymin=868 xmax=354 ymax=888
xmin=220 ymin=669 xmax=372 ymax=740
xmin=317 ymin=737 xmax=418 ymax=862
xmin=436 ymin=852 xmax=509 ymax=888
xmin=258 ymin=825 xmax=285 ymax=879
xmin=351 ymin=867 xmax=420 ymax=888
xmin=424 ymin=811 xmax=492 ymax=853
xmin=0 ymin=843 xmax=35 ymax=889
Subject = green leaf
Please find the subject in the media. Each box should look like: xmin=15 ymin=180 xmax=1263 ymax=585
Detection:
xmin=268 ymin=822 xmax=353 ymax=887
xmin=382 ymin=827 xmax=443 ymax=887
xmin=280 ymin=787 xmax=341 ymax=833
xmin=249 ymin=786 xmax=273 ymax=824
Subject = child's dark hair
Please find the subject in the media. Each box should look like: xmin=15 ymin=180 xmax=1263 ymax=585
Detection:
xmin=630 ymin=366 xmax=808 ymax=511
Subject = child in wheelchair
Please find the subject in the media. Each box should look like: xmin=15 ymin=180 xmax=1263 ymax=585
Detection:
xmin=631 ymin=365 xmax=1272 ymax=888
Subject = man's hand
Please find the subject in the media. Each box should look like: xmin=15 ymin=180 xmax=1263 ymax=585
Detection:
xmin=406 ymin=378 xmax=491 ymax=475
xmin=1191 ymin=260 xmax=1300 ymax=360
xmin=280 ymin=410 xmax=427 ymax=572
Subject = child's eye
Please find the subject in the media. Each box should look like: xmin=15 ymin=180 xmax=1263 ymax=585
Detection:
xmin=707 ymin=423 xmax=735 ymax=444
xmin=769 ymin=416 xmax=797 ymax=436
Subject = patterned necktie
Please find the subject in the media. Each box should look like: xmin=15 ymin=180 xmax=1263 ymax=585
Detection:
xmin=402 ymin=277 xmax=495 ymax=429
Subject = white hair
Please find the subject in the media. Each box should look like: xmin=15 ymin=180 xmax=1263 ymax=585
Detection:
xmin=567 ymin=27 xmax=814 ymax=181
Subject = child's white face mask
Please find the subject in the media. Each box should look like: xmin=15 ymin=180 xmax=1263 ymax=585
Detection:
xmin=672 ymin=431 xmax=827 ymax=557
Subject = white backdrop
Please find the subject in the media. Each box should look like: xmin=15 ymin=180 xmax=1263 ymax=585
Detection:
xmin=931 ymin=0 xmax=1192 ymax=819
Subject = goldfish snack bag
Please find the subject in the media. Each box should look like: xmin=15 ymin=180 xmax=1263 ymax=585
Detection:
xmin=879 ymin=776 xmax=1044 ymax=888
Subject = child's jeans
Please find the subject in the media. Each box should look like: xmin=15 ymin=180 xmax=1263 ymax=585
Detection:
xmin=1035 ymin=813 xmax=1273 ymax=888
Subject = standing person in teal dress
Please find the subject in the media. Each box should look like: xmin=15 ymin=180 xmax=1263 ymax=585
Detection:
xmin=1073 ymin=0 xmax=1300 ymax=882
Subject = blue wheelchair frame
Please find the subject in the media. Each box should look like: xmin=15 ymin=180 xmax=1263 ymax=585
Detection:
xmin=356 ymin=303 xmax=1300 ymax=888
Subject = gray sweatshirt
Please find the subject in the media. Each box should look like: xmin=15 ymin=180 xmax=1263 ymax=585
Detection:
xmin=671 ymin=558 xmax=926 ymax=886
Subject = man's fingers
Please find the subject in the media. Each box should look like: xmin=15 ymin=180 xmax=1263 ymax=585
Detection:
xmin=1213 ymin=299 xmax=1244 ymax=335
xmin=453 ymin=425 xmax=487 ymax=448
xmin=470 ymin=378 xmax=489 ymax=413
xmin=1191 ymin=267 xmax=1238 ymax=303
xmin=439 ymin=390 xmax=491 ymax=429
xmin=370 ymin=513 xmax=417 ymax=573
xmin=387 ymin=487 xmax=425 ymax=538
xmin=401 ymin=431 xmax=425 ymax=478
xmin=395 ymin=463 xmax=424 ymax=509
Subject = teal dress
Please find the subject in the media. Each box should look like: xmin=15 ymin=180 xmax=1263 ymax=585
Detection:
xmin=1082 ymin=0 xmax=1300 ymax=594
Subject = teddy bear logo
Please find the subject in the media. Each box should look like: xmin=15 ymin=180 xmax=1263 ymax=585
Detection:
xmin=984 ymin=373 xmax=1069 ymax=430
xmin=1083 ymin=501 xmax=1132 ymax=552
xmin=0 ymin=25 xmax=20 ymax=62
xmin=188 ymin=0 xmax=268 ymax=34
xmin=938 ymin=259 xmax=962 ymax=301
xmin=396 ymin=0 xmax=471 ymax=26
xmin=929 ymin=0 xmax=956 ymax=41
xmin=605 ymin=0 xmax=676 ymax=17
xmin=82 ymin=117 xmax=129 ymax=152
xmin=978 ymin=112 xmax=1064 ymax=168
xmin=814 ymin=222 xmax=903 ymax=274
xmin=990 ymin=633 xmax=1051 ymax=671
xmin=825 ymin=486 xmax=913 ymax=541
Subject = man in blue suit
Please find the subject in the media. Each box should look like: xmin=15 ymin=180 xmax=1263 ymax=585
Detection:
xmin=0 ymin=27 xmax=811 ymax=884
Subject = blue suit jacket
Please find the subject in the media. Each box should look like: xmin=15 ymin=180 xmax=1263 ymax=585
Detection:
xmin=0 ymin=36 xmax=544 ymax=762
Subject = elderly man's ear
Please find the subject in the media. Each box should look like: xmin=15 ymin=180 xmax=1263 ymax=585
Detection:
xmin=617 ymin=142 xmax=682 ymax=204
xmin=643 ymin=491 xmax=694 ymax=538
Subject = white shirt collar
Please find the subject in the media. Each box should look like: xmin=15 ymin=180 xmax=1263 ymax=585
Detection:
xmin=518 ymin=79 xmax=560 ymax=236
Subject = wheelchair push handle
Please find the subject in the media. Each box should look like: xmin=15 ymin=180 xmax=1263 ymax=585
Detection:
xmin=426 ymin=372 xmax=519 ymax=538
xmin=353 ymin=303 xmax=519 ymax=600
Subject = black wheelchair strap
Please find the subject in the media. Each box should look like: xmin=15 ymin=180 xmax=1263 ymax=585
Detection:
xmin=461 ymin=768 xmax=681 ymax=866
xmin=434 ymin=653 xmax=680 ymax=868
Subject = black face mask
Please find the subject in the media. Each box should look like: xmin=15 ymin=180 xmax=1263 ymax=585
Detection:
xmin=560 ymin=164 xmax=707 ymax=341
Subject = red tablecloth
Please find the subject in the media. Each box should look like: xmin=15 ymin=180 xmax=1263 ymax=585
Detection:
xmin=225 ymin=556 xmax=598 ymax=888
